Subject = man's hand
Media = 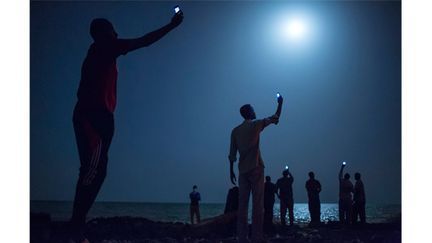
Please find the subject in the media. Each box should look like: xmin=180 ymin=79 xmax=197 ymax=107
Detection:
xmin=277 ymin=94 xmax=284 ymax=105
xmin=230 ymin=170 xmax=237 ymax=185
xmin=170 ymin=11 xmax=184 ymax=27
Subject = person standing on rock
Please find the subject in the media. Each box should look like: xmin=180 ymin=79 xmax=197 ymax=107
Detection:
xmin=305 ymin=171 xmax=322 ymax=226
xmin=69 ymin=11 xmax=183 ymax=243
xmin=228 ymin=94 xmax=283 ymax=243
xmin=352 ymin=172 xmax=366 ymax=224
xmin=189 ymin=185 xmax=201 ymax=224
xmin=338 ymin=163 xmax=354 ymax=225
xmin=276 ymin=168 xmax=295 ymax=226
xmin=264 ymin=175 xmax=278 ymax=233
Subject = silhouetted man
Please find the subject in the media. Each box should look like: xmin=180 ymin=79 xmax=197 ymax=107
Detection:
xmin=305 ymin=171 xmax=321 ymax=226
xmin=353 ymin=172 xmax=366 ymax=224
xmin=69 ymin=12 xmax=183 ymax=243
xmin=339 ymin=164 xmax=354 ymax=225
xmin=190 ymin=185 xmax=201 ymax=224
xmin=264 ymin=176 xmax=278 ymax=233
xmin=276 ymin=169 xmax=295 ymax=226
xmin=228 ymin=95 xmax=283 ymax=243
xmin=224 ymin=186 xmax=239 ymax=214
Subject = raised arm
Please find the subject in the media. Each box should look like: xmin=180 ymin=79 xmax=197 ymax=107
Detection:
xmin=275 ymin=95 xmax=283 ymax=118
xmin=271 ymin=94 xmax=284 ymax=125
xmin=339 ymin=164 xmax=345 ymax=180
xmin=262 ymin=94 xmax=284 ymax=128
xmin=123 ymin=12 xmax=183 ymax=53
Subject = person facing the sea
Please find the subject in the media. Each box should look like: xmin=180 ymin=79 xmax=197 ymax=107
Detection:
xmin=338 ymin=163 xmax=354 ymax=225
xmin=69 ymin=12 xmax=183 ymax=243
xmin=228 ymin=95 xmax=283 ymax=243
xmin=189 ymin=185 xmax=201 ymax=224
xmin=276 ymin=168 xmax=295 ymax=226
xmin=264 ymin=175 xmax=278 ymax=233
xmin=305 ymin=171 xmax=322 ymax=226
xmin=353 ymin=172 xmax=366 ymax=224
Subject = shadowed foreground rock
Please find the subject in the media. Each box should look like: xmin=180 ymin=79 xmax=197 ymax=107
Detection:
xmin=30 ymin=212 xmax=401 ymax=243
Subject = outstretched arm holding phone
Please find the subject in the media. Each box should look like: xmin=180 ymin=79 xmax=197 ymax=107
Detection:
xmin=275 ymin=94 xmax=283 ymax=118
xmin=122 ymin=11 xmax=183 ymax=53
xmin=339 ymin=164 xmax=346 ymax=181
xmin=265 ymin=94 xmax=284 ymax=126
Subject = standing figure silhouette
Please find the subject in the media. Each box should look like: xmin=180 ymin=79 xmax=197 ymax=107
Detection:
xmin=69 ymin=12 xmax=183 ymax=243
xmin=277 ymin=169 xmax=295 ymax=226
xmin=338 ymin=164 xmax=354 ymax=225
xmin=228 ymin=95 xmax=283 ymax=243
xmin=305 ymin=171 xmax=321 ymax=226
xmin=353 ymin=172 xmax=366 ymax=224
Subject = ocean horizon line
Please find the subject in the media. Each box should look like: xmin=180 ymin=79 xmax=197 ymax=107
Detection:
xmin=30 ymin=199 xmax=401 ymax=205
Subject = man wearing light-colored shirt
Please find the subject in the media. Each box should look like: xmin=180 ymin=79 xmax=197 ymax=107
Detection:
xmin=228 ymin=94 xmax=283 ymax=243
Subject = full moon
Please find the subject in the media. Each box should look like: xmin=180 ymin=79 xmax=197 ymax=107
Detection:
xmin=284 ymin=17 xmax=308 ymax=40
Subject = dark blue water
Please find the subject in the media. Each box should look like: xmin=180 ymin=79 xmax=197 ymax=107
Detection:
xmin=30 ymin=201 xmax=400 ymax=223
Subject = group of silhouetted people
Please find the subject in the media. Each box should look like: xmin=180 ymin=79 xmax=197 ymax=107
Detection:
xmin=263 ymin=170 xmax=321 ymax=232
xmin=339 ymin=164 xmax=366 ymax=225
xmin=225 ymin=164 xmax=366 ymax=242
xmin=66 ymin=6 xmax=367 ymax=243
xmin=262 ymin=165 xmax=366 ymax=232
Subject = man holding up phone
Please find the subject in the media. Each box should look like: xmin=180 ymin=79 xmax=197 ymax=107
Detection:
xmin=69 ymin=9 xmax=183 ymax=243
xmin=338 ymin=162 xmax=354 ymax=225
xmin=228 ymin=94 xmax=283 ymax=243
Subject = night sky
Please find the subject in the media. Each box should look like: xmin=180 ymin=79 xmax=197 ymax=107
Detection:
xmin=30 ymin=1 xmax=401 ymax=204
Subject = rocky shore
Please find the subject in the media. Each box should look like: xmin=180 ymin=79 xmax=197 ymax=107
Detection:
xmin=30 ymin=213 xmax=401 ymax=243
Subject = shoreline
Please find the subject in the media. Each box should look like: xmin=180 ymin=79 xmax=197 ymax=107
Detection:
xmin=31 ymin=213 xmax=401 ymax=243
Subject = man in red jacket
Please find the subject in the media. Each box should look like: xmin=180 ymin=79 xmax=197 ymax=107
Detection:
xmin=69 ymin=11 xmax=183 ymax=243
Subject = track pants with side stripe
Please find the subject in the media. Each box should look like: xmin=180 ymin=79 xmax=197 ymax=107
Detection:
xmin=70 ymin=105 xmax=114 ymax=230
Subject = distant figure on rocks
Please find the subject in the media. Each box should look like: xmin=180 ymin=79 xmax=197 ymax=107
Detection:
xmin=353 ymin=172 xmax=366 ymax=224
xmin=264 ymin=176 xmax=278 ymax=232
xmin=69 ymin=11 xmax=183 ymax=243
xmin=277 ymin=168 xmax=295 ymax=226
xmin=224 ymin=186 xmax=239 ymax=214
xmin=228 ymin=94 xmax=283 ymax=243
xmin=189 ymin=185 xmax=201 ymax=224
xmin=339 ymin=163 xmax=354 ymax=225
xmin=305 ymin=171 xmax=322 ymax=226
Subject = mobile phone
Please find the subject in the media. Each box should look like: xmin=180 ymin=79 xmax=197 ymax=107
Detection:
xmin=285 ymin=165 xmax=289 ymax=170
xmin=174 ymin=5 xmax=180 ymax=14
xmin=342 ymin=161 xmax=347 ymax=166
xmin=276 ymin=92 xmax=281 ymax=98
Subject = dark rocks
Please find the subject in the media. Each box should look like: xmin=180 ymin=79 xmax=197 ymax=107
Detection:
xmin=29 ymin=214 xmax=401 ymax=243
xmin=30 ymin=212 xmax=51 ymax=243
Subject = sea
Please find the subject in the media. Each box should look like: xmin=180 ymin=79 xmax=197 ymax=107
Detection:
xmin=30 ymin=201 xmax=401 ymax=224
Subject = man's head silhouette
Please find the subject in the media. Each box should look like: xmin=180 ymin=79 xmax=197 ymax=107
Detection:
xmin=344 ymin=173 xmax=350 ymax=180
xmin=90 ymin=18 xmax=118 ymax=42
xmin=265 ymin=176 xmax=271 ymax=182
xmin=240 ymin=104 xmax=256 ymax=120
xmin=309 ymin=171 xmax=315 ymax=179
xmin=355 ymin=172 xmax=361 ymax=180
xmin=282 ymin=170 xmax=289 ymax=177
